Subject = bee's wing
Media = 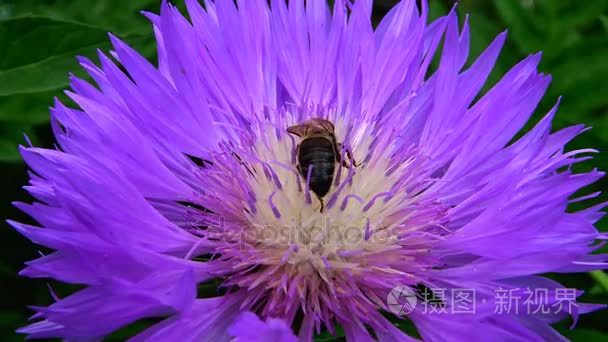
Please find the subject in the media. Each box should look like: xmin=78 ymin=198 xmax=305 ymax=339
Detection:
xmin=310 ymin=118 xmax=335 ymax=134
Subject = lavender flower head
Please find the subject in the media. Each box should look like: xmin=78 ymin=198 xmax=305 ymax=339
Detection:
xmin=10 ymin=0 xmax=608 ymax=340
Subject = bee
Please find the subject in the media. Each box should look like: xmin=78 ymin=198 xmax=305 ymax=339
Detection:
xmin=287 ymin=118 xmax=356 ymax=212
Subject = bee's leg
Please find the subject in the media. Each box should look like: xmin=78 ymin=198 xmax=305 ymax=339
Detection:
xmin=337 ymin=143 xmax=359 ymax=168
xmin=345 ymin=148 xmax=359 ymax=167
xmin=317 ymin=195 xmax=325 ymax=213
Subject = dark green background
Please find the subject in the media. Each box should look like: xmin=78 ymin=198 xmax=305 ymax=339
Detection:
xmin=1 ymin=0 xmax=607 ymax=340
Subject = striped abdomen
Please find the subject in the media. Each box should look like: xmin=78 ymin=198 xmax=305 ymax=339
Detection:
xmin=297 ymin=137 xmax=337 ymax=198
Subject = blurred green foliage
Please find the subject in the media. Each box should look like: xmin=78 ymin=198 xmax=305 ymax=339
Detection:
xmin=0 ymin=0 xmax=160 ymax=161
xmin=0 ymin=0 xmax=607 ymax=340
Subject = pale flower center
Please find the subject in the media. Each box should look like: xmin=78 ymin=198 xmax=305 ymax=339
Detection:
xmin=242 ymin=118 xmax=414 ymax=272
xmin=204 ymin=113 xmax=444 ymax=323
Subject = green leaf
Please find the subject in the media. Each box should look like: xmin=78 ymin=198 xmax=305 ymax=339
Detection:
xmin=0 ymin=47 xmax=101 ymax=97
xmin=0 ymin=123 xmax=38 ymax=162
xmin=381 ymin=312 xmax=421 ymax=339
xmin=428 ymin=0 xmax=447 ymax=21
xmin=0 ymin=309 xmax=25 ymax=339
xmin=0 ymin=310 xmax=22 ymax=324
xmin=0 ymin=92 xmax=56 ymax=124
xmin=0 ymin=1 xmax=157 ymax=161
xmin=314 ymin=325 xmax=345 ymax=341
xmin=0 ymin=0 xmax=160 ymax=34
xmin=553 ymin=1 xmax=608 ymax=29
xmin=0 ymin=137 xmax=22 ymax=161
xmin=492 ymin=0 xmax=546 ymax=53
xmin=197 ymin=278 xmax=225 ymax=298
xmin=547 ymin=46 xmax=608 ymax=119
xmin=0 ymin=16 xmax=112 ymax=96
xmin=589 ymin=271 xmax=608 ymax=294
xmin=0 ymin=259 xmax=15 ymax=278
xmin=0 ymin=32 xmax=152 ymax=97
xmin=601 ymin=15 xmax=608 ymax=33
xmin=0 ymin=12 xmax=154 ymax=163
xmin=560 ymin=328 xmax=608 ymax=341
xmin=589 ymin=284 xmax=604 ymax=295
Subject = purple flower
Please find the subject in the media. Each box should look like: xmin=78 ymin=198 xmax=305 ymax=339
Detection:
xmin=10 ymin=0 xmax=608 ymax=340
xmin=229 ymin=312 xmax=297 ymax=342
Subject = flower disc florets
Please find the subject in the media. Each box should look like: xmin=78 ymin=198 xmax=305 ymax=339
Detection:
xmin=194 ymin=107 xmax=447 ymax=331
